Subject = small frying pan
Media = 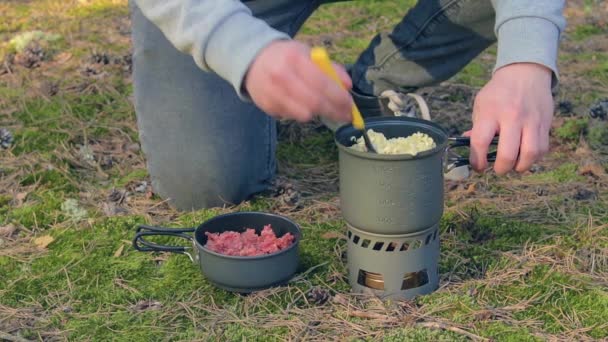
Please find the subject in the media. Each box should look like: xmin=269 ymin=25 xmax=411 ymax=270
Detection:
xmin=133 ymin=212 xmax=301 ymax=293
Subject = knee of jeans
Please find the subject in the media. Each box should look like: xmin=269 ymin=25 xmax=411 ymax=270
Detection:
xmin=150 ymin=164 xmax=270 ymax=211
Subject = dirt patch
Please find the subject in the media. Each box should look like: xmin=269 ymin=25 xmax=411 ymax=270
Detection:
xmin=418 ymin=83 xmax=476 ymax=135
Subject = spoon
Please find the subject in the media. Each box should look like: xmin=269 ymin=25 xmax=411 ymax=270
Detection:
xmin=310 ymin=47 xmax=377 ymax=153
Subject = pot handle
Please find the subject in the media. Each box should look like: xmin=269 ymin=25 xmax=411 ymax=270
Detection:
xmin=133 ymin=225 xmax=197 ymax=262
xmin=446 ymin=136 xmax=499 ymax=169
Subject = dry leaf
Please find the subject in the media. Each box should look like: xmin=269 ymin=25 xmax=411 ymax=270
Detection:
xmin=466 ymin=183 xmax=476 ymax=195
xmin=14 ymin=192 xmax=28 ymax=206
xmin=321 ymin=231 xmax=345 ymax=240
xmin=113 ymin=244 xmax=124 ymax=257
xmin=0 ymin=224 xmax=17 ymax=238
xmin=575 ymin=143 xmax=593 ymax=157
xmin=579 ymin=162 xmax=606 ymax=178
xmin=34 ymin=235 xmax=54 ymax=249
xmin=332 ymin=294 xmax=349 ymax=306
xmin=54 ymin=52 xmax=72 ymax=64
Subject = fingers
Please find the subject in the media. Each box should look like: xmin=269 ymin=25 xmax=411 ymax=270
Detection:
xmin=244 ymin=41 xmax=355 ymax=123
xmin=538 ymin=122 xmax=551 ymax=156
xmin=332 ymin=62 xmax=353 ymax=90
xmin=469 ymin=120 xmax=498 ymax=172
xmin=280 ymin=72 xmax=331 ymax=122
xmin=493 ymin=123 xmax=522 ymax=175
xmin=293 ymin=56 xmax=352 ymax=122
xmin=514 ymin=124 xmax=540 ymax=173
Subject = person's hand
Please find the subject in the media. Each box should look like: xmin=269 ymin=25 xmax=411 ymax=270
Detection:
xmin=244 ymin=40 xmax=353 ymax=123
xmin=469 ymin=63 xmax=554 ymax=175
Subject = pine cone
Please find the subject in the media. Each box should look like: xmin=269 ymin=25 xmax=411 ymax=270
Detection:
xmin=0 ymin=128 xmax=13 ymax=149
xmin=108 ymin=189 xmax=127 ymax=203
xmin=15 ymin=43 xmax=45 ymax=68
xmin=267 ymin=178 xmax=301 ymax=207
xmin=90 ymin=52 xmax=111 ymax=65
xmin=589 ymin=99 xmax=608 ymax=120
xmin=306 ymin=286 xmax=331 ymax=305
xmin=121 ymin=54 xmax=132 ymax=73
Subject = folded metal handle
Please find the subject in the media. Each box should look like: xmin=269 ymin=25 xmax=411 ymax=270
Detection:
xmin=133 ymin=225 xmax=196 ymax=262
xmin=446 ymin=136 xmax=499 ymax=169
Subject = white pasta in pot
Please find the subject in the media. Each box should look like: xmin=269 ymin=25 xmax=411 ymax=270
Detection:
xmin=350 ymin=129 xmax=436 ymax=155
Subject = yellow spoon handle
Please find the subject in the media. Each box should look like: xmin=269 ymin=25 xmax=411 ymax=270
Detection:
xmin=310 ymin=47 xmax=365 ymax=130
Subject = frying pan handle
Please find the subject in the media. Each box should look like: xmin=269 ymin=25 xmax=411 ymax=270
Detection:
xmin=446 ymin=136 xmax=499 ymax=169
xmin=133 ymin=225 xmax=197 ymax=262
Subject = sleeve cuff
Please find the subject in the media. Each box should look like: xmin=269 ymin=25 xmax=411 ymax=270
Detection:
xmin=494 ymin=17 xmax=561 ymax=89
xmin=204 ymin=11 xmax=291 ymax=100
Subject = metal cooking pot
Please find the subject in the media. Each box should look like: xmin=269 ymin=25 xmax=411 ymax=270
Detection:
xmin=132 ymin=212 xmax=301 ymax=293
xmin=335 ymin=116 xmax=496 ymax=234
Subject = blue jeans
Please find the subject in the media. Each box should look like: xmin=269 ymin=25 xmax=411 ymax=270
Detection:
xmin=130 ymin=0 xmax=496 ymax=210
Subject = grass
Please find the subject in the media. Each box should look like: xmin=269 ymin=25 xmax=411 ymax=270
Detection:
xmin=554 ymin=118 xmax=588 ymax=142
xmin=570 ymin=24 xmax=604 ymax=41
xmin=1 ymin=0 xmax=608 ymax=341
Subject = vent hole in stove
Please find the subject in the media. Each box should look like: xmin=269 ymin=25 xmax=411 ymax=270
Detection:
xmin=386 ymin=242 xmax=398 ymax=252
xmin=401 ymin=269 xmax=429 ymax=290
xmin=357 ymin=270 xmax=384 ymax=290
xmin=372 ymin=242 xmax=384 ymax=251
xmin=357 ymin=269 xmax=430 ymax=290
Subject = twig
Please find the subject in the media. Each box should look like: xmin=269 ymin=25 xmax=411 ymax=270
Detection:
xmin=348 ymin=310 xmax=398 ymax=322
xmin=0 ymin=331 xmax=34 ymax=342
xmin=416 ymin=321 xmax=490 ymax=342
xmin=288 ymin=261 xmax=329 ymax=283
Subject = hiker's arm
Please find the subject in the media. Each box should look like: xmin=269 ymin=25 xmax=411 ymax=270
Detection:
xmin=132 ymin=0 xmax=353 ymax=122
xmin=491 ymin=0 xmax=567 ymax=88
xmin=469 ymin=0 xmax=566 ymax=174
xmin=132 ymin=0 xmax=290 ymax=98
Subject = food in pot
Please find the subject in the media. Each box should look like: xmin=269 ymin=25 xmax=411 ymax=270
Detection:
xmin=350 ymin=129 xmax=436 ymax=155
xmin=204 ymin=224 xmax=295 ymax=256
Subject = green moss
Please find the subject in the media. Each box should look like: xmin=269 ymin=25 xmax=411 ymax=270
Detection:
xmin=298 ymin=221 xmax=347 ymax=276
xmin=526 ymin=163 xmax=583 ymax=183
xmin=9 ymin=91 xmax=135 ymax=156
xmin=481 ymin=266 xmax=608 ymax=339
xmin=554 ymin=118 xmax=588 ymax=142
xmin=301 ymin=0 xmax=416 ymax=34
xmin=277 ymin=130 xmax=337 ymax=165
xmin=451 ymin=61 xmax=489 ymax=87
xmin=67 ymin=0 xmax=129 ymax=19
xmin=219 ymin=324 xmax=290 ymax=342
xmin=383 ymin=327 xmax=468 ymax=341
xmin=8 ymin=30 xmax=61 ymax=53
xmin=115 ymin=169 xmax=148 ymax=187
xmin=8 ymin=191 xmax=65 ymax=229
xmin=587 ymin=121 xmax=608 ymax=150
xmin=20 ymin=168 xmax=78 ymax=193
xmin=0 ymin=85 xmax=25 ymax=102
xmin=588 ymin=60 xmax=608 ymax=83
xmin=11 ymin=128 xmax=70 ymax=155
xmin=0 ymin=194 xmax=11 ymax=208
xmin=571 ymin=24 xmax=603 ymax=41
xmin=476 ymin=322 xmax=540 ymax=341
xmin=416 ymin=292 xmax=483 ymax=323
xmin=438 ymin=210 xmax=564 ymax=282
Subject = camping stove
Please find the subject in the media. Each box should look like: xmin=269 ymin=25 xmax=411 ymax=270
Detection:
xmin=346 ymin=224 xmax=439 ymax=299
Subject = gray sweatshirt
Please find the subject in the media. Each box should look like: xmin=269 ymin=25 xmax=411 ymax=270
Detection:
xmin=133 ymin=0 xmax=566 ymax=97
